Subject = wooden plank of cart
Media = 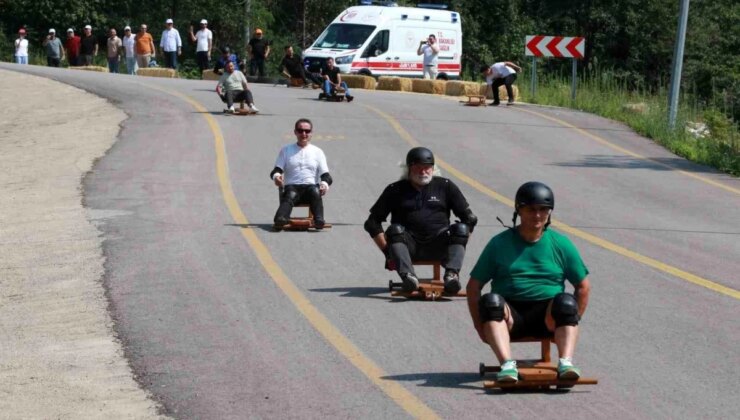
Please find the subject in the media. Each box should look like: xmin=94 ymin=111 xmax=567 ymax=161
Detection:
xmin=479 ymin=336 xmax=598 ymax=391
xmin=388 ymin=260 xmax=466 ymax=301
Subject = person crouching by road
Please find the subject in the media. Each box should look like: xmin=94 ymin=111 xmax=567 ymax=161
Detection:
xmin=279 ymin=45 xmax=321 ymax=86
xmin=466 ymin=182 xmax=592 ymax=383
xmin=216 ymin=61 xmax=258 ymax=113
xmin=481 ymin=61 xmax=522 ymax=106
xmin=363 ymin=147 xmax=478 ymax=295
xmin=270 ymin=118 xmax=332 ymax=230
xmin=321 ymin=57 xmax=354 ymax=102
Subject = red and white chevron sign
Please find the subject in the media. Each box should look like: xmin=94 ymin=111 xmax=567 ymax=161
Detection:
xmin=525 ymin=35 xmax=585 ymax=59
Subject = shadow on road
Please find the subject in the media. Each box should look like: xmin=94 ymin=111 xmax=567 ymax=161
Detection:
xmin=224 ymin=223 xmax=275 ymax=232
xmin=309 ymin=286 xmax=399 ymax=302
xmin=381 ymin=372 xmax=482 ymax=391
xmin=551 ymin=154 xmax=721 ymax=174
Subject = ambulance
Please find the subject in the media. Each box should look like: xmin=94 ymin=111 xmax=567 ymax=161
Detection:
xmin=302 ymin=1 xmax=462 ymax=79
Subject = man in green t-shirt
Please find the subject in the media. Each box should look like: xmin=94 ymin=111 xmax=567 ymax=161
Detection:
xmin=466 ymin=182 xmax=592 ymax=382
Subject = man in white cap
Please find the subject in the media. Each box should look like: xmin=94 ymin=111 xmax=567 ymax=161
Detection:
xmin=189 ymin=19 xmax=213 ymax=72
xmin=80 ymin=24 xmax=98 ymax=65
xmin=42 ymin=28 xmax=64 ymax=67
xmin=160 ymin=18 xmax=182 ymax=69
xmin=122 ymin=26 xmax=137 ymax=75
xmin=64 ymin=28 xmax=81 ymax=66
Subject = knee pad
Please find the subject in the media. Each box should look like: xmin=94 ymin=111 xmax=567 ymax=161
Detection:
xmin=306 ymin=185 xmax=321 ymax=200
xmin=385 ymin=224 xmax=406 ymax=244
xmin=478 ymin=293 xmax=506 ymax=322
xmin=448 ymin=222 xmax=470 ymax=246
xmin=281 ymin=188 xmax=300 ymax=205
xmin=551 ymin=293 xmax=580 ymax=327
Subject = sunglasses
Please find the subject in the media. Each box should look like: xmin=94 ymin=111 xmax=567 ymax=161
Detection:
xmin=295 ymin=129 xmax=312 ymax=134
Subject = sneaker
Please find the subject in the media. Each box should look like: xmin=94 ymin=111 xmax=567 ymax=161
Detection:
xmin=497 ymin=360 xmax=518 ymax=382
xmin=313 ymin=218 xmax=325 ymax=230
xmin=400 ymin=272 xmax=419 ymax=292
xmin=249 ymin=104 xmax=259 ymax=112
xmin=273 ymin=216 xmax=289 ymax=228
xmin=443 ymin=270 xmax=461 ymax=295
xmin=506 ymin=99 xmax=515 ymax=106
xmin=346 ymin=95 xmax=354 ymax=103
xmin=228 ymin=106 xmax=236 ymax=113
xmin=557 ymin=358 xmax=581 ymax=380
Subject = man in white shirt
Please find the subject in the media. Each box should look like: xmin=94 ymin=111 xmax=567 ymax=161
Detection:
xmin=160 ymin=18 xmax=182 ymax=69
xmin=14 ymin=28 xmax=29 ymax=65
xmin=481 ymin=61 xmax=522 ymax=106
xmin=417 ymin=34 xmax=440 ymax=80
xmin=216 ymin=60 xmax=258 ymax=113
xmin=122 ymin=26 xmax=137 ymax=75
xmin=270 ymin=118 xmax=333 ymax=230
xmin=188 ymin=19 xmax=212 ymax=71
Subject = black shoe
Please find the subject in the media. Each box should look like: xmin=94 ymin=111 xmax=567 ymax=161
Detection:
xmin=507 ymin=99 xmax=514 ymax=106
xmin=346 ymin=95 xmax=354 ymax=103
xmin=273 ymin=216 xmax=289 ymax=228
xmin=491 ymin=101 xmax=500 ymax=106
xmin=443 ymin=270 xmax=461 ymax=295
xmin=314 ymin=218 xmax=325 ymax=230
xmin=400 ymin=272 xmax=419 ymax=292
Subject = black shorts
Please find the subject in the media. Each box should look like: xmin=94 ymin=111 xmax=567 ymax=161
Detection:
xmin=507 ymin=299 xmax=552 ymax=339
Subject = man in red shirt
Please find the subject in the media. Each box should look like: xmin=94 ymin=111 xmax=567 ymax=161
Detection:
xmin=65 ymin=28 xmax=81 ymax=66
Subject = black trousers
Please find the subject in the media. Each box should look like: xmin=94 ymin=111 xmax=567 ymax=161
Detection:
xmin=275 ymin=184 xmax=324 ymax=223
xmin=220 ymin=90 xmax=254 ymax=108
xmin=389 ymin=230 xmax=465 ymax=276
xmin=249 ymin=56 xmax=266 ymax=77
xmin=46 ymin=57 xmax=61 ymax=67
xmin=196 ymin=51 xmax=209 ymax=71
xmin=492 ymin=74 xmax=517 ymax=103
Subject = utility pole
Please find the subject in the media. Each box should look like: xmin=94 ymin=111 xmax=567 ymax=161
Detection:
xmin=244 ymin=0 xmax=252 ymax=53
xmin=668 ymin=0 xmax=690 ymax=129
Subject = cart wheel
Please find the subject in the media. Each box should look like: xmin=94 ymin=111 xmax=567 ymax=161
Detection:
xmin=479 ymin=362 xmax=486 ymax=378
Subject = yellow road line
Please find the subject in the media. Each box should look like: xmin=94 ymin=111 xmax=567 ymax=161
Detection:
xmin=366 ymin=105 xmax=740 ymax=300
xmin=514 ymin=107 xmax=740 ymax=196
xmin=154 ymin=86 xmax=440 ymax=420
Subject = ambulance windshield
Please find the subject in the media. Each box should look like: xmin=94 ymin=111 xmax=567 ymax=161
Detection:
xmin=313 ymin=24 xmax=376 ymax=50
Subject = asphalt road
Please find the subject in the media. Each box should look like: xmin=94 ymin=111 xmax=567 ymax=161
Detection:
xmin=5 ymin=63 xmax=738 ymax=419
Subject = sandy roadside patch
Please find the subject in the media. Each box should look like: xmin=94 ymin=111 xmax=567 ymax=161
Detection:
xmin=0 ymin=69 xmax=164 ymax=418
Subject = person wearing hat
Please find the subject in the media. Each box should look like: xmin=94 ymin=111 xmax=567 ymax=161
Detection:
xmin=79 ymin=24 xmax=98 ymax=66
xmin=122 ymin=26 xmax=137 ymax=75
xmin=134 ymin=24 xmax=156 ymax=69
xmin=64 ymin=28 xmax=81 ymax=66
xmin=363 ymin=147 xmax=478 ymax=295
xmin=247 ymin=28 xmax=270 ymax=77
xmin=14 ymin=28 xmax=29 ymax=65
xmin=188 ymin=19 xmax=213 ymax=71
xmin=42 ymin=28 xmax=65 ymax=67
xmin=160 ymin=18 xmax=182 ymax=69
xmin=466 ymin=182 xmax=592 ymax=383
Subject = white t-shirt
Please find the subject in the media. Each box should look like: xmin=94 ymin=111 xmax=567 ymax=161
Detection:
xmin=274 ymin=143 xmax=329 ymax=186
xmin=122 ymin=35 xmax=136 ymax=57
xmin=421 ymin=44 xmax=438 ymax=66
xmin=486 ymin=62 xmax=516 ymax=84
xmin=195 ymin=29 xmax=212 ymax=52
xmin=15 ymin=38 xmax=29 ymax=57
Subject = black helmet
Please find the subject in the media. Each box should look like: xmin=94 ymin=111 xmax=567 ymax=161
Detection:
xmin=515 ymin=181 xmax=555 ymax=210
xmin=406 ymin=147 xmax=435 ymax=166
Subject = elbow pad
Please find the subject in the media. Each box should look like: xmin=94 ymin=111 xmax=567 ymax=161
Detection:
xmin=320 ymin=172 xmax=333 ymax=186
xmin=463 ymin=208 xmax=478 ymax=231
xmin=269 ymin=167 xmax=284 ymax=180
xmin=364 ymin=217 xmax=383 ymax=237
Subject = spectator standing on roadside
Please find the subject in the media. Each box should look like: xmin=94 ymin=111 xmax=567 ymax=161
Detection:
xmin=106 ymin=28 xmax=123 ymax=73
xmin=80 ymin=25 xmax=98 ymax=66
xmin=135 ymin=24 xmax=156 ymax=69
xmin=189 ymin=19 xmax=212 ymax=71
xmin=64 ymin=28 xmax=81 ymax=66
xmin=42 ymin=29 xmax=64 ymax=67
xmin=122 ymin=26 xmax=137 ymax=75
xmin=160 ymin=18 xmax=182 ymax=69
xmin=416 ymin=34 xmax=439 ymax=80
xmin=247 ymin=28 xmax=270 ymax=77
xmin=14 ymin=28 xmax=29 ymax=65
xmin=213 ymin=46 xmax=238 ymax=75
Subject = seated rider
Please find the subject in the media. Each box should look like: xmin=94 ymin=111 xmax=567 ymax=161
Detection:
xmin=216 ymin=60 xmax=258 ymax=113
xmin=321 ymin=57 xmax=353 ymax=102
xmin=213 ymin=46 xmax=238 ymax=75
xmin=466 ymin=182 xmax=592 ymax=382
xmin=279 ymin=45 xmax=322 ymax=86
xmin=364 ymin=147 xmax=478 ymax=294
xmin=271 ymin=118 xmax=332 ymax=229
